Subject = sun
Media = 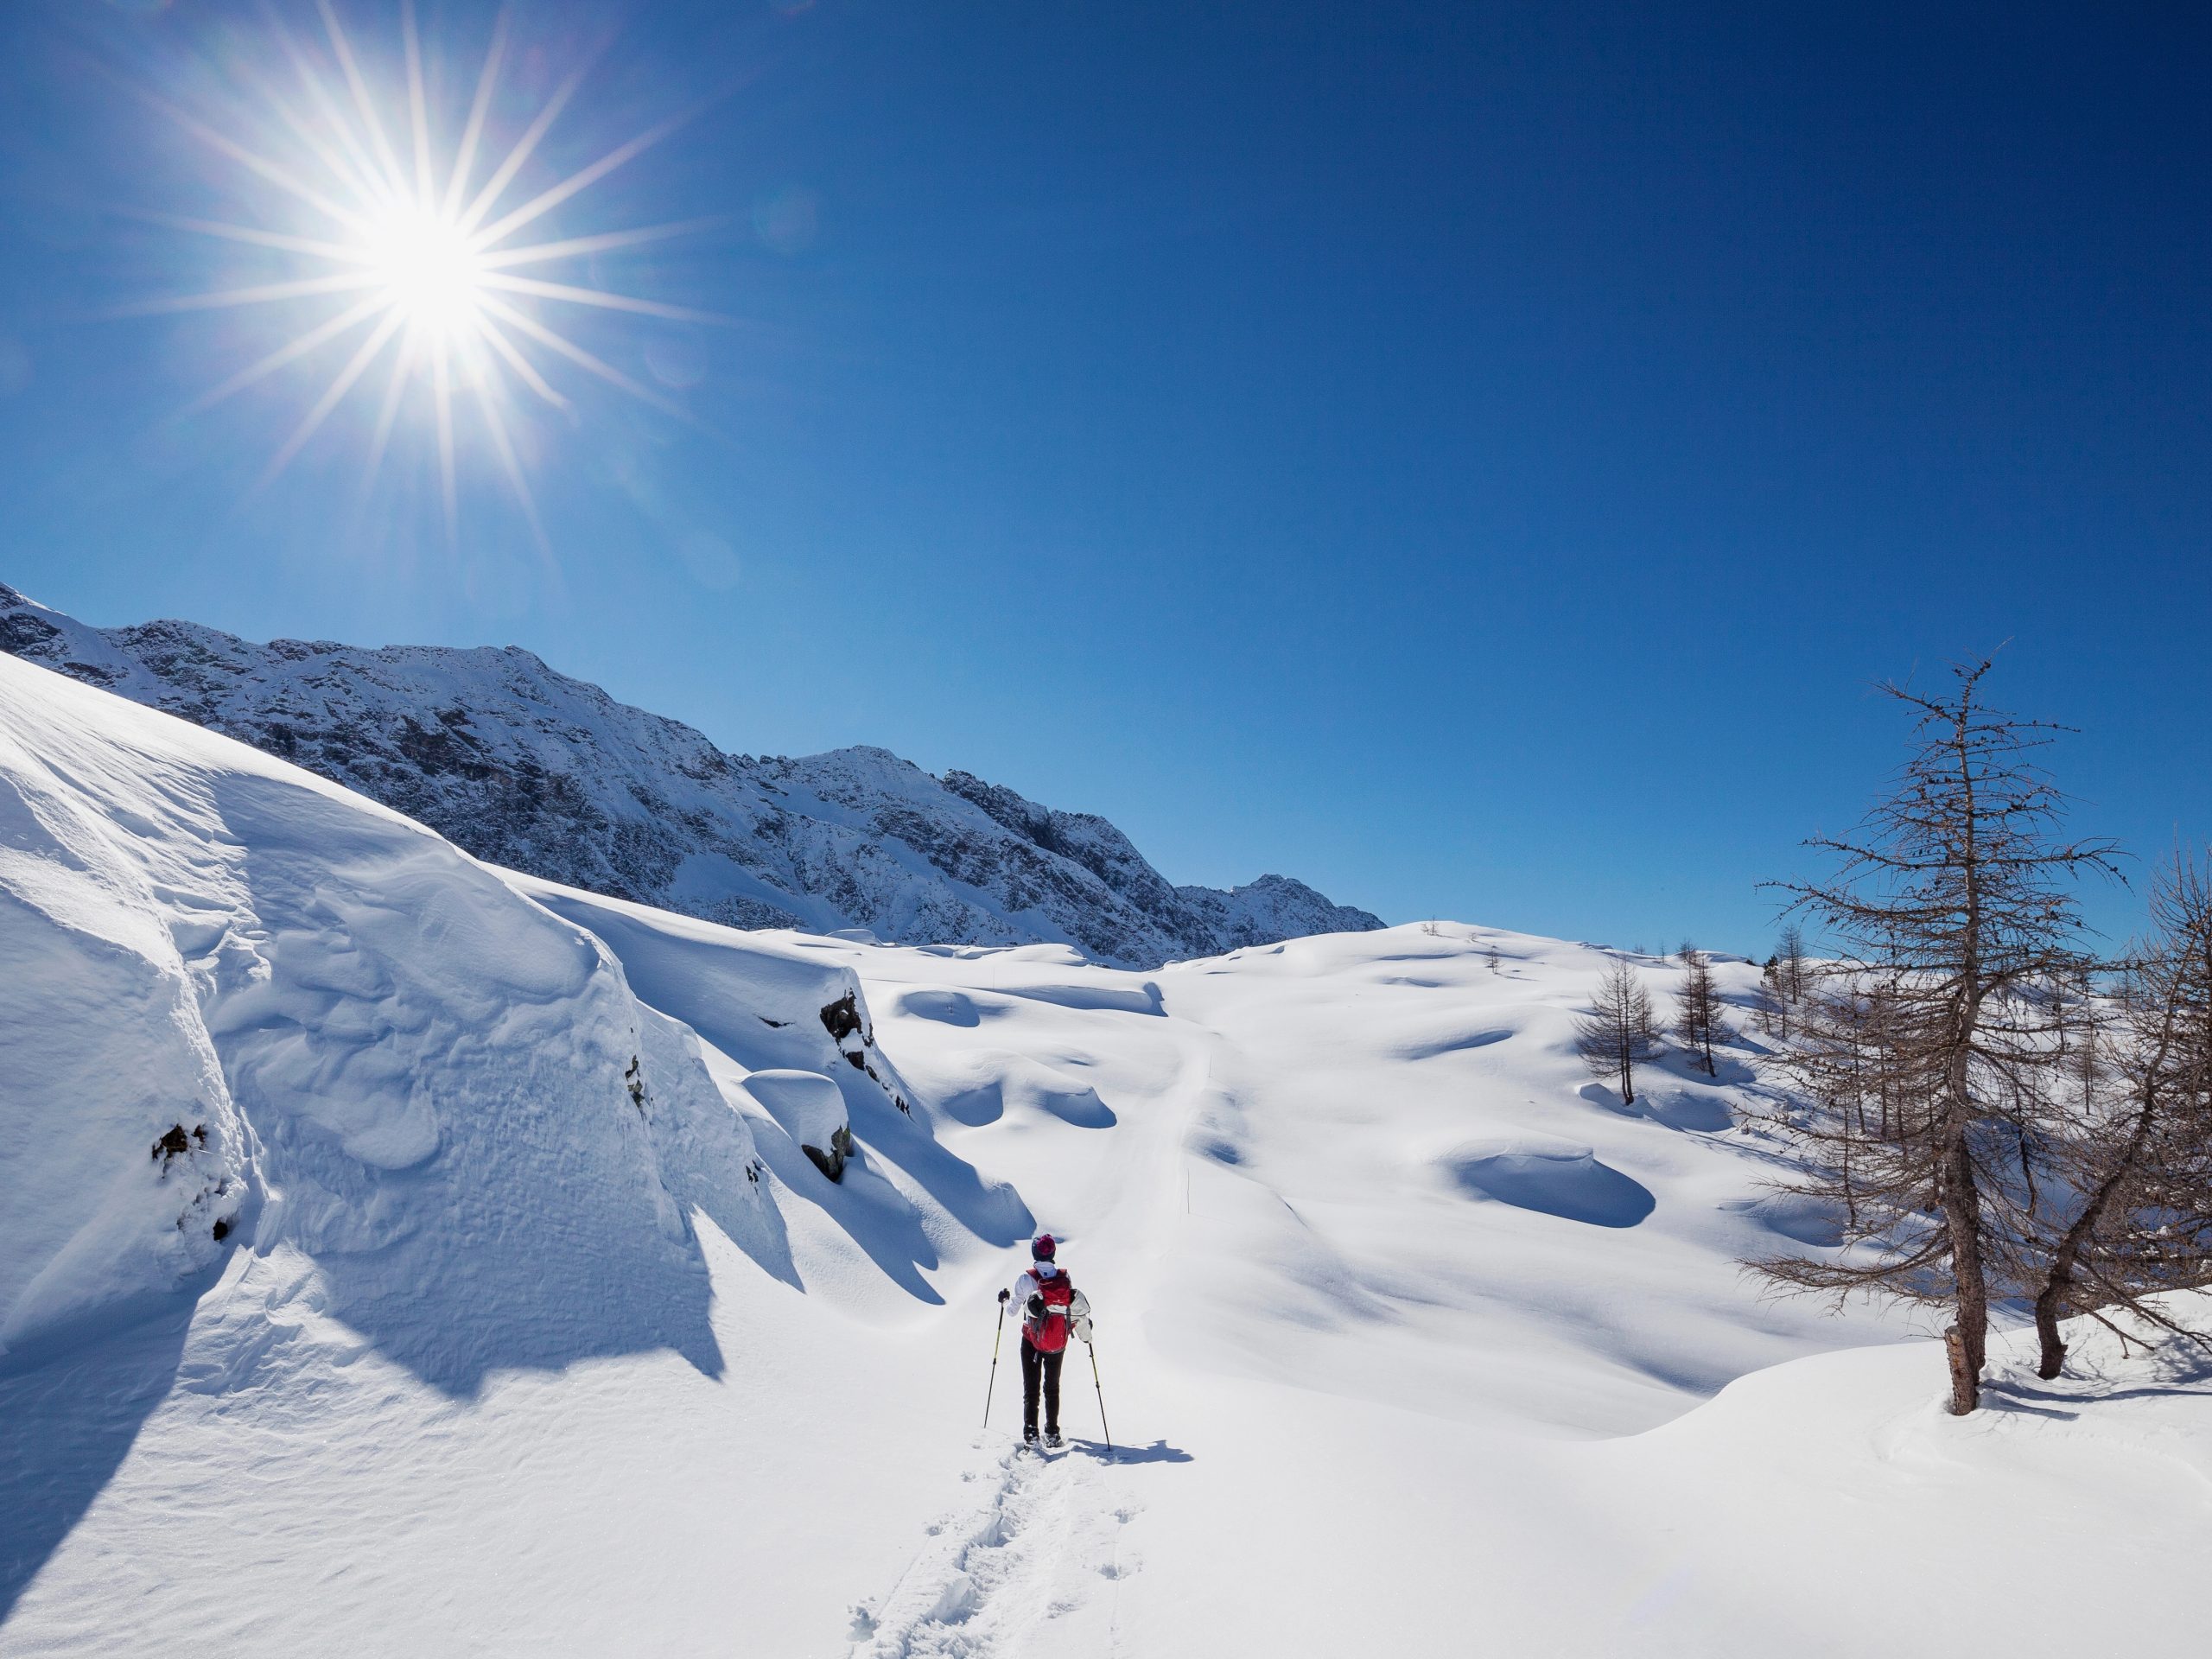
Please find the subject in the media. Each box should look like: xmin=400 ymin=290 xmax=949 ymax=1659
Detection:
xmin=363 ymin=200 xmax=486 ymax=338
xmin=132 ymin=1 xmax=719 ymax=544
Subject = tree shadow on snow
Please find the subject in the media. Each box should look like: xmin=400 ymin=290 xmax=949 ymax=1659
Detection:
xmin=1577 ymin=1080 xmax=1732 ymax=1134
xmin=1975 ymin=1389 xmax=2081 ymax=1421
xmin=1986 ymin=1376 xmax=2212 ymax=1416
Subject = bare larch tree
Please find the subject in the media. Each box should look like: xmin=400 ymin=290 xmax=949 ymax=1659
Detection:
xmin=1754 ymin=659 xmax=2120 ymax=1414
xmin=2029 ymin=849 xmax=2212 ymax=1377
xmin=1777 ymin=922 xmax=1810 ymax=1004
xmin=1756 ymin=931 xmax=1806 ymax=1041
xmin=1576 ymin=957 xmax=1663 ymax=1105
xmin=1674 ymin=945 xmax=1726 ymax=1076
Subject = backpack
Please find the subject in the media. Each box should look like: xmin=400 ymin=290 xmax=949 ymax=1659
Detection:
xmin=1028 ymin=1272 xmax=1075 ymax=1354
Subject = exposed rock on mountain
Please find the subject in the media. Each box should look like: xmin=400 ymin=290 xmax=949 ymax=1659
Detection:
xmin=0 ymin=584 xmax=1381 ymax=969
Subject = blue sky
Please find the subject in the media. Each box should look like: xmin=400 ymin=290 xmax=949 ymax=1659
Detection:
xmin=1 ymin=1 xmax=2206 ymax=954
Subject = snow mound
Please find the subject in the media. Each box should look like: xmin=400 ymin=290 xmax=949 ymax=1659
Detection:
xmin=931 ymin=1052 xmax=1120 ymax=1129
xmin=1444 ymin=1139 xmax=1657 ymax=1228
xmin=897 ymin=988 xmax=1001 ymax=1027
xmin=743 ymin=1069 xmax=849 ymax=1148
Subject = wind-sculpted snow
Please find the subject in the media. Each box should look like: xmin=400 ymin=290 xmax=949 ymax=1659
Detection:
xmin=0 ymin=652 xmax=795 ymax=1395
xmin=0 ymin=584 xmax=1382 ymax=969
xmin=0 ymin=717 xmax=248 ymax=1363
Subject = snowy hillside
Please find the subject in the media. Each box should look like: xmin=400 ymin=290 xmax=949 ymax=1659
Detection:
xmin=0 ymin=584 xmax=1379 ymax=969
xmin=3 ymin=651 xmax=2207 ymax=1658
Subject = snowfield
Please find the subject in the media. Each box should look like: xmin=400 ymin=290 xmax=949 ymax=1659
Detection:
xmin=2 ymin=650 xmax=2207 ymax=1657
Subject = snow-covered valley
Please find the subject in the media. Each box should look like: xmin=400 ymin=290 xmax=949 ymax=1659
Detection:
xmin=3 ymin=649 xmax=2207 ymax=1658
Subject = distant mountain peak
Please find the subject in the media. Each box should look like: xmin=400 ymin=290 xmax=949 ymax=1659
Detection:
xmin=0 ymin=584 xmax=1382 ymax=968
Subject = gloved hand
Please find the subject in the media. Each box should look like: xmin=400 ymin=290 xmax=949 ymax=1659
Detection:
xmin=1073 ymin=1316 xmax=1093 ymax=1343
xmin=998 ymin=1287 xmax=1010 ymax=1304
xmin=1027 ymin=1294 xmax=1046 ymax=1318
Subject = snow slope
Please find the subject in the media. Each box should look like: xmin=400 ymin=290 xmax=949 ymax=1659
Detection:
xmin=3 ymin=652 xmax=2207 ymax=1657
xmin=0 ymin=583 xmax=1379 ymax=968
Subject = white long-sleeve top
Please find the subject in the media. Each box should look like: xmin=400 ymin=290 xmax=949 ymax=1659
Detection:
xmin=1012 ymin=1262 xmax=1091 ymax=1344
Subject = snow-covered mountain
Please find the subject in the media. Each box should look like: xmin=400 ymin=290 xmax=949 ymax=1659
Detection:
xmin=0 ymin=583 xmax=1379 ymax=969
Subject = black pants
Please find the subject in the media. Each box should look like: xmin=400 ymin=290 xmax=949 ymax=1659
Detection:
xmin=1019 ymin=1337 xmax=1064 ymax=1435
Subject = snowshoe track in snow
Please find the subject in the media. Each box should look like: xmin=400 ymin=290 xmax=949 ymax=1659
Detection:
xmin=849 ymin=1438 xmax=1135 ymax=1657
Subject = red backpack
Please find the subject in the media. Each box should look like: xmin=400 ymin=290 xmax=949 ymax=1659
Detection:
xmin=1028 ymin=1272 xmax=1076 ymax=1354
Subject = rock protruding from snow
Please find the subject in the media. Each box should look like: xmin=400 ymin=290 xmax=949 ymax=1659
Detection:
xmin=0 ymin=585 xmax=1383 ymax=969
xmin=745 ymin=1071 xmax=852 ymax=1182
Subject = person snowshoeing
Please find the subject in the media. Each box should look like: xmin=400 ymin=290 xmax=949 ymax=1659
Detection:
xmin=999 ymin=1233 xmax=1090 ymax=1450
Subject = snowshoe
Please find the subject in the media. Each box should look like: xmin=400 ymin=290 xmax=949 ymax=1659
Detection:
xmin=1044 ymin=1428 xmax=1064 ymax=1451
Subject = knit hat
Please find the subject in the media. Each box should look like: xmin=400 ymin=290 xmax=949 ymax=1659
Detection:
xmin=1031 ymin=1233 xmax=1057 ymax=1261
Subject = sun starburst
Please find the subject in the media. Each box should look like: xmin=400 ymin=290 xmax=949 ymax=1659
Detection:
xmin=133 ymin=0 xmax=718 ymax=547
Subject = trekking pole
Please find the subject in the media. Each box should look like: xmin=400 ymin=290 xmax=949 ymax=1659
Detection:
xmin=1085 ymin=1334 xmax=1114 ymax=1459
xmin=982 ymin=1298 xmax=1007 ymax=1429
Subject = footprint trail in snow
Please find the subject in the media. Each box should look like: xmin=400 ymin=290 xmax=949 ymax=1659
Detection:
xmin=849 ymin=1439 xmax=1138 ymax=1658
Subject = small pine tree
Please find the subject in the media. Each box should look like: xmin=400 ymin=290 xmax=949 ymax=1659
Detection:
xmin=1575 ymin=957 xmax=1664 ymax=1104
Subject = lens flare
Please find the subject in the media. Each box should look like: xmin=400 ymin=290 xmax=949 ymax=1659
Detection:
xmin=133 ymin=1 xmax=719 ymax=546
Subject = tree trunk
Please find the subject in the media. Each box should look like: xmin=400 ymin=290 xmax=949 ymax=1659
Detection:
xmin=1939 ymin=1127 xmax=1989 ymax=1414
xmin=1943 ymin=1324 xmax=1979 ymax=1415
xmin=2031 ymin=1278 xmax=2069 ymax=1382
xmin=2031 ymin=1092 xmax=2159 ymax=1379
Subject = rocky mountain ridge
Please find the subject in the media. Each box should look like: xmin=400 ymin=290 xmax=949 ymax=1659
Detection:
xmin=0 ymin=583 xmax=1381 ymax=968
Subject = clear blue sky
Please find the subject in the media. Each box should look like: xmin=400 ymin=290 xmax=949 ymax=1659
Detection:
xmin=2 ymin=2 xmax=2206 ymax=955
